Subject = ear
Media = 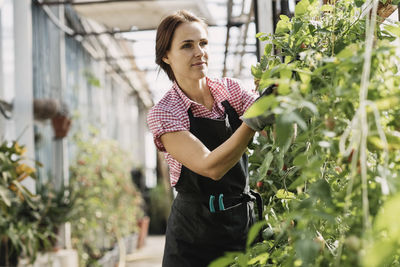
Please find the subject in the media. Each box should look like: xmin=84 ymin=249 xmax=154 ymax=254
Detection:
xmin=162 ymin=56 xmax=170 ymax=65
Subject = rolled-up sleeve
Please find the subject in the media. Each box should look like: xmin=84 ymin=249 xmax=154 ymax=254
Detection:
xmin=147 ymin=106 xmax=187 ymax=152
xmin=241 ymin=82 xmax=259 ymax=114
xmin=225 ymin=77 xmax=259 ymax=116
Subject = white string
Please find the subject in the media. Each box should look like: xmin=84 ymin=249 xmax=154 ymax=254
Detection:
xmin=338 ymin=0 xmax=380 ymax=235
xmin=366 ymin=100 xmax=390 ymax=194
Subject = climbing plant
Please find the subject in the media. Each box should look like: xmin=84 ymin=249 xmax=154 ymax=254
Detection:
xmin=212 ymin=0 xmax=400 ymax=266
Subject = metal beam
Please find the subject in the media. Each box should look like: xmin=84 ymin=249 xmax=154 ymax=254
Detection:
xmin=73 ymin=24 xmax=224 ymax=37
xmin=73 ymin=27 xmax=156 ymax=37
xmin=36 ymin=0 xmax=146 ymax=6
xmin=96 ymin=49 xmax=257 ymax=62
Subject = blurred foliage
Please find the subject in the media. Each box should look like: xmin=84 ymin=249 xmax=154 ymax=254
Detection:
xmin=0 ymin=141 xmax=77 ymax=266
xmin=212 ymin=0 xmax=400 ymax=266
xmin=69 ymin=130 xmax=144 ymax=266
xmin=148 ymin=183 xmax=173 ymax=234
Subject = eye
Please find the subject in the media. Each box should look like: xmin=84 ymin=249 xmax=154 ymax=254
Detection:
xmin=181 ymin=43 xmax=192 ymax=49
xmin=200 ymin=40 xmax=208 ymax=46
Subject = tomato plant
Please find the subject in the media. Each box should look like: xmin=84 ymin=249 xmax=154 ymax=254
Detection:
xmin=212 ymin=0 xmax=400 ymax=266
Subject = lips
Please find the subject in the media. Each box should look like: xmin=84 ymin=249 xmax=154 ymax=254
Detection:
xmin=192 ymin=62 xmax=206 ymax=66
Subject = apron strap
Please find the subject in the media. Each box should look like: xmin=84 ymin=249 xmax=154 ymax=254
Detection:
xmin=249 ymin=190 xmax=263 ymax=221
xmin=187 ymin=107 xmax=194 ymax=119
xmin=221 ymin=100 xmax=242 ymax=132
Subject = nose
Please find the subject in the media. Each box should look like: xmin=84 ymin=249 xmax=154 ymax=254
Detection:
xmin=194 ymin=44 xmax=206 ymax=57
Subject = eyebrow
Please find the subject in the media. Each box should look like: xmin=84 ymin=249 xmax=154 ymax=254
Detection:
xmin=180 ymin=38 xmax=208 ymax=44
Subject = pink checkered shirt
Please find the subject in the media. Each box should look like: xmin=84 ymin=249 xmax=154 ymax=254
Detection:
xmin=147 ymin=77 xmax=258 ymax=187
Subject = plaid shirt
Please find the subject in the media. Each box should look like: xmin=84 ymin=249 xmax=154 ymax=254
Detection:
xmin=147 ymin=77 xmax=258 ymax=186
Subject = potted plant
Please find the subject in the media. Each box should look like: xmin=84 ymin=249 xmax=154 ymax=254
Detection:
xmin=69 ymin=131 xmax=144 ymax=266
xmin=0 ymin=141 xmax=41 ymax=266
xmin=0 ymin=141 xmax=79 ymax=266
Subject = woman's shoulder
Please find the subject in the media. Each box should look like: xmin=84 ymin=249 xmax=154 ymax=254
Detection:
xmin=208 ymin=76 xmax=240 ymax=87
xmin=223 ymin=77 xmax=243 ymax=90
xmin=207 ymin=77 xmax=243 ymax=97
xmin=150 ymin=88 xmax=178 ymax=111
xmin=147 ymin=88 xmax=185 ymax=122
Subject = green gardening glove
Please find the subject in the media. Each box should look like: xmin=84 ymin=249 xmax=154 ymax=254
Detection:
xmin=241 ymin=85 xmax=276 ymax=132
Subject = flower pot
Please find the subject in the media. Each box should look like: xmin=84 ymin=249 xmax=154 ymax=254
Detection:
xmin=0 ymin=237 xmax=19 ymax=267
xmin=136 ymin=216 xmax=150 ymax=249
xmin=51 ymin=115 xmax=71 ymax=139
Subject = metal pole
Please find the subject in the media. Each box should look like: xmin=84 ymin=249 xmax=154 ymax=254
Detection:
xmin=254 ymin=0 xmax=260 ymax=62
xmin=223 ymin=0 xmax=233 ymax=77
xmin=14 ymin=0 xmax=35 ymax=193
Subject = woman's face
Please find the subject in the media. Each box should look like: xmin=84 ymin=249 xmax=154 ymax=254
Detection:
xmin=163 ymin=22 xmax=208 ymax=83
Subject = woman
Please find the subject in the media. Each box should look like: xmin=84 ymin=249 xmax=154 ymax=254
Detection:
xmin=147 ymin=10 xmax=268 ymax=267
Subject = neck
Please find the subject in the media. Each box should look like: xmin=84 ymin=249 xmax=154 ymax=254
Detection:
xmin=176 ymin=77 xmax=213 ymax=110
xmin=177 ymin=77 xmax=208 ymax=102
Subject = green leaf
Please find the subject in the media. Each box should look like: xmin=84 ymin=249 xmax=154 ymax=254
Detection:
xmin=368 ymin=133 xmax=400 ymax=151
xmin=286 ymin=112 xmax=307 ymax=130
xmin=251 ymin=65 xmax=262 ymax=79
xmin=277 ymin=79 xmax=291 ymax=95
xmin=384 ymin=24 xmax=400 ymax=38
xmin=289 ymin=175 xmax=307 ymax=190
xmin=294 ymin=238 xmax=320 ymax=265
xmin=256 ymin=32 xmax=266 ymax=38
xmin=276 ymin=189 xmax=296 ymax=199
xmin=293 ymin=154 xmax=307 ymax=167
xmin=337 ymin=44 xmax=358 ymax=59
xmin=247 ymin=252 xmax=270 ymax=265
xmin=209 ymin=253 xmax=237 ymax=267
xmin=275 ymin=115 xmax=294 ymax=151
xmin=0 ymin=186 xmax=11 ymax=206
xmin=355 ymin=0 xmax=365 ymax=6
xmin=280 ymin=69 xmax=292 ymax=79
xmin=243 ymin=95 xmax=278 ymax=119
xmin=295 ymin=0 xmax=310 ymax=17
xmin=276 ymin=15 xmax=291 ymax=34
xmin=264 ymin=43 xmax=273 ymax=56
xmin=309 ymin=179 xmax=333 ymax=206
xmin=258 ymin=151 xmax=274 ymax=181
xmin=321 ymin=4 xmax=334 ymax=12
xmin=364 ymin=193 xmax=400 ymax=267
xmin=374 ymin=194 xmax=400 ymax=236
xmin=246 ymin=220 xmax=268 ymax=248
xmin=373 ymin=96 xmax=400 ymax=110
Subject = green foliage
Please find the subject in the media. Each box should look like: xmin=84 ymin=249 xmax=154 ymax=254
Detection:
xmin=69 ymin=131 xmax=144 ymax=266
xmin=148 ymin=183 xmax=173 ymax=234
xmin=83 ymin=70 xmax=101 ymax=88
xmin=213 ymin=0 xmax=400 ymax=266
xmin=0 ymin=141 xmax=77 ymax=265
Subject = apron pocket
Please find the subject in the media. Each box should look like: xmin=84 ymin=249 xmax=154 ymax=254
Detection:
xmin=205 ymin=201 xmax=250 ymax=244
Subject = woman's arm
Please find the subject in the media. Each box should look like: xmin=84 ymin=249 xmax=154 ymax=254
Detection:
xmin=161 ymin=123 xmax=255 ymax=181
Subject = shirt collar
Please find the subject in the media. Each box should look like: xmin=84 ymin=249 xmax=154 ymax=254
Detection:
xmin=172 ymin=77 xmax=230 ymax=112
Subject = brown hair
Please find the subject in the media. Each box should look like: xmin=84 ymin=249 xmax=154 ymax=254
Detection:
xmin=155 ymin=10 xmax=208 ymax=81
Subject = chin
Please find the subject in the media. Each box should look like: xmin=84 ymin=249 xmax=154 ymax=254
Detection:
xmin=197 ymin=69 xmax=208 ymax=79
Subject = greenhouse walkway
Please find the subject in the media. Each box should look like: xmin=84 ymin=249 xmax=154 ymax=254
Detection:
xmin=125 ymin=235 xmax=165 ymax=267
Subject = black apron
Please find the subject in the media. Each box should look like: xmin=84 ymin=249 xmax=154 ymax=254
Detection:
xmin=163 ymin=100 xmax=262 ymax=267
